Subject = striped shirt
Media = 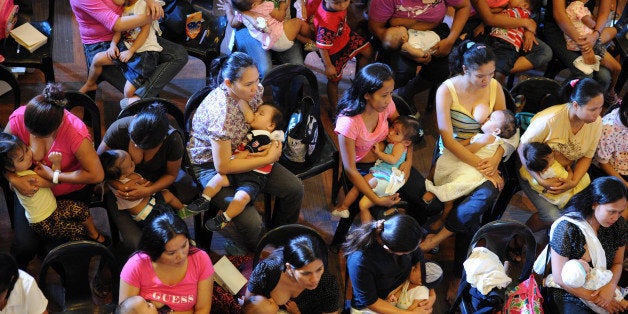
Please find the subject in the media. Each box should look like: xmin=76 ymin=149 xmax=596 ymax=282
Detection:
xmin=489 ymin=8 xmax=530 ymax=51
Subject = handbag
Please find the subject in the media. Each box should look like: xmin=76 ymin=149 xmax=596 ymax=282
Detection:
xmin=539 ymin=249 xmax=558 ymax=313
xmin=503 ymin=274 xmax=543 ymax=314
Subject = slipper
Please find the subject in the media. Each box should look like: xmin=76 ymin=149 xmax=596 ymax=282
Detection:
xmin=90 ymin=233 xmax=112 ymax=247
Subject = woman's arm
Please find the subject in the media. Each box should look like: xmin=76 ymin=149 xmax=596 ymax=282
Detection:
xmin=338 ymin=134 xmax=399 ymax=207
xmin=112 ymin=12 xmax=152 ymax=33
xmin=549 ymin=156 xmax=592 ymax=194
xmin=211 ymin=138 xmax=281 ymax=174
xmin=471 ymin=0 xmax=536 ymax=32
xmin=367 ymin=298 xmax=431 ymax=313
xmin=552 ymin=0 xmax=591 ymax=50
xmin=432 ymin=1 xmax=470 ymax=57
xmin=591 ymin=245 xmax=625 ymax=312
xmin=119 ymin=280 xmax=141 ymax=304
xmin=598 ymin=162 xmax=628 ymax=189
xmin=549 ymin=249 xmax=597 ymax=301
xmin=35 ymin=139 xmax=104 ymax=185
xmin=194 ymin=277 xmax=213 ymax=313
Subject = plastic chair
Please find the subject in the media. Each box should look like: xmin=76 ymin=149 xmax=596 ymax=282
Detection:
xmin=253 ymin=224 xmax=327 ymax=268
xmin=38 ymin=241 xmax=119 ymax=312
xmin=0 ymin=64 xmax=20 ymax=109
xmin=64 ymin=91 xmax=102 ymax=148
xmin=510 ymin=77 xmax=561 ymax=114
xmin=450 ymin=220 xmax=537 ymax=314
xmin=0 ymin=0 xmax=55 ymax=82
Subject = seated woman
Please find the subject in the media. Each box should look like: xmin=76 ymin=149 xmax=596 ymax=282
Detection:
xmin=535 ymin=176 xmax=627 ymax=313
xmin=518 ymin=78 xmax=604 ymax=233
xmin=97 ymin=103 xmax=191 ymax=251
xmin=345 ymin=214 xmax=435 ymax=313
xmin=187 ymin=52 xmax=303 ymax=254
xmin=119 ymin=210 xmax=213 ymax=313
xmin=0 ymin=253 xmax=47 ymax=313
xmin=4 ymin=83 xmax=105 ymax=268
xmin=247 ymin=234 xmax=340 ymax=313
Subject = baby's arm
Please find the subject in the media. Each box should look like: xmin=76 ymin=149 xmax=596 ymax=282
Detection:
xmin=581 ymin=14 xmax=597 ymax=30
xmin=119 ymin=22 xmax=151 ymax=63
xmin=270 ymin=1 xmax=288 ymax=21
xmin=373 ymin=142 xmax=406 ymax=165
xmin=463 ymin=134 xmax=493 ymax=154
xmin=48 ymin=152 xmax=62 ymax=172
xmin=238 ymin=99 xmax=255 ymax=124
xmin=386 ymin=284 xmax=404 ymax=303
xmin=217 ymin=0 xmax=242 ymax=27
xmin=401 ymin=42 xmax=428 ymax=60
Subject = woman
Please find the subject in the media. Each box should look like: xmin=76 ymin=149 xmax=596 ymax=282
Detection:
xmin=119 ymin=210 xmax=213 ymax=313
xmin=247 ymin=234 xmax=340 ymax=313
xmin=421 ymin=41 xmax=515 ymax=299
xmin=544 ymin=176 xmax=627 ymax=313
xmin=5 ymin=83 xmax=105 ymax=268
xmin=594 ymin=96 xmax=628 ymax=193
xmin=332 ymin=63 xmax=441 ymax=245
xmin=344 ymin=214 xmax=434 ymax=313
xmin=0 ymin=253 xmax=48 ymax=313
xmin=518 ymin=78 xmax=604 ymax=232
xmin=98 ymin=103 xmax=185 ymax=250
xmin=187 ymin=52 xmax=303 ymax=253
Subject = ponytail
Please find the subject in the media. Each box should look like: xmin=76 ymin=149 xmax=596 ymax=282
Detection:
xmin=449 ymin=40 xmax=495 ymax=76
xmin=207 ymin=52 xmax=256 ymax=90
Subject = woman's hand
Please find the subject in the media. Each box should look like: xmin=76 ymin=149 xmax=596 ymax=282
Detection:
xmin=547 ymin=177 xmax=577 ymax=194
xmin=324 ymin=66 xmax=338 ymax=81
xmin=106 ymin=44 xmax=120 ymax=60
xmin=591 ymin=283 xmax=617 ymax=309
xmin=144 ymin=0 xmax=164 ymax=19
xmin=485 ymin=173 xmax=505 ymax=191
xmin=375 ymin=193 xmax=401 ymax=207
xmin=411 ymin=304 xmax=433 ymax=313
xmin=10 ymin=174 xmax=40 ymax=197
xmin=522 ymin=30 xmax=538 ymax=52
xmin=476 ymin=158 xmax=498 ymax=176
xmin=117 ymin=180 xmax=151 ymax=201
xmin=431 ymin=38 xmax=455 ymax=57
xmin=216 ymin=0 xmax=232 ymax=11
xmin=257 ymin=140 xmax=282 ymax=163
xmin=285 ymin=300 xmax=302 ymax=314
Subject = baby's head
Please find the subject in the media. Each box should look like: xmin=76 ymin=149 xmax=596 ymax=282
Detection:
xmin=480 ymin=109 xmax=517 ymax=139
xmin=508 ymin=0 xmax=534 ymax=11
xmin=0 ymin=132 xmax=32 ymax=173
xmin=250 ymin=103 xmax=284 ymax=133
xmin=242 ymin=295 xmax=279 ymax=314
xmin=99 ymin=149 xmax=135 ymax=180
xmin=523 ymin=142 xmax=554 ymax=173
xmin=323 ymin=0 xmax=351 ymax=12
xmin=115 ymin=296 xmax=158 ymax=314
xmin=387 ymin=116 xmax=423 ymax=147
xmin=408 ymin=264 xmax=423 ymax=285
xmin=561 ymin=259 xmax=591 ymax=288
xmin=382 ymin=26 xmax=408 ymax=50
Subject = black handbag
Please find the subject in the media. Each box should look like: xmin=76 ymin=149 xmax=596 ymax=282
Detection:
xmin=540 ymin=248 xmax=559 ymax=312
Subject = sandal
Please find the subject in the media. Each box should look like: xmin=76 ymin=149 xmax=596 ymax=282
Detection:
xmin=90 ymin=233 xmax=112 ymax=247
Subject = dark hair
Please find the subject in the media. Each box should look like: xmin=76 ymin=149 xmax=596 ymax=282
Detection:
xmin=0 ymin=132 xmax=25 ymax=172
xmin=619 ymin=93 xmax=628 ymax=128
xmin=496 ymin=109 xmax=517 ymax=139
xmin=394 ymin=116 xmax=423 ymax=145
xmin=563 ymin=176 xmax=628 ymax=219
xmin=337 ymin=63 xmax=394 ymax=117
xmin=208 ymin=52 xmax=257 ymax=90
xmin=283 ymin=234 xmax=327 ymax=270
xmin=261 ymin=103 xmax=285 ymax=131
xmin=138 ymin=210 xmax=198 ymax=261
xmin=231 ymin=0 xmax=253 ymax=12
xmin=99 ymin=150 xmax=122 ymax=180
xmin=449 ymin=40 xmax=496 ymax=76
xmin=24 ymin=83 xmax=67 ymax=137
xmin=559 ymin=78 xmax=604 ymax=106
xmin=523 ymin=142 xmax=553 ymax=172
xmin=343 ymin=214 xmax=423 ymax=255
xmin=0 ymin=253 xmax=19 ymax=300
xmin=128 ymin=103 xmax=169 ymax=150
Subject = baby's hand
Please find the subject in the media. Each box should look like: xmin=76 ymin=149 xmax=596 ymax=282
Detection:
xmin=285 ymin=300 xmax=302 ymax=314
xmin=388 ymin=295 xmax=398 ymax=303
xmin=118 ymin=50 xmax=134 ymax=63
xmin=48 ymin=152 xmax=62 ymax=167
xmin=216 ymin=0 xmax=232 ymax=11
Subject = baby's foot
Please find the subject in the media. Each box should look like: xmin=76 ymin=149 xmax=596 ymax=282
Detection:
xmin=331 ymin=207 xmax=350 ymax=218
xmin=205 ymin=212 xmax=229 ymax=231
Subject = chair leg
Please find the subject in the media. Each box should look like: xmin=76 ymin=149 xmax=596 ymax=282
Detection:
xmin=426 ymin=85 xmax=437 ymax=112
xmin=42 ymin=57 xmax=55 ymax=82
xmin=1 ymin=180 xmax=15 ymax=229
xmin=264 ymin=193 xmax=272 ymax=229
xmin=331 ymin=152 xmax=341 ymax=205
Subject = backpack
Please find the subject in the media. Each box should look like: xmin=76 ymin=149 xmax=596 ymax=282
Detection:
xmin=283 ymin=96 xmax=324 ymax=164
xmin=0 ymin=0 xmax=18 ymax=40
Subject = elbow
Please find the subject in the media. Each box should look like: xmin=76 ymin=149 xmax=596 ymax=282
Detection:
xmin=86 ymin=169 xmax=105 ymax=184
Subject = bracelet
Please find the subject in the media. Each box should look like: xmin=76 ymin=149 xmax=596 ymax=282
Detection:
xmin=594 ymin=29 xmax=601 ymax=37
xmin=52 ymin=170 xmax=61 ymax=184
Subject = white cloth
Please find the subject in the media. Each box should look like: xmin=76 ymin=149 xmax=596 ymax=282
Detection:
xmin=0 ymin=270 xmax=47 ymax=314
xmin=375 ymin=167 xmax=405 ymax=196
xmin=463 ymin=247 xmax=512 ymax=295
xmin=394 ymin=282 xmax=429 ymax=310
xmin=407 ymin=30 xmax=439 ymax=51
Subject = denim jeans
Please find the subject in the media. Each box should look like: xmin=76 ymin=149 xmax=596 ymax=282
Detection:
xmin=542 ymin=21 xmax=611 ymax=90
xmin=193 ymin=162 xmax=304 ymax=252
xmin=518 ymin=172 xmax=562 ymax=222
xmin=84 ymin=37 xmax=188 ymax=97
xmin=233 ymin=27 xmax=304 ymax=77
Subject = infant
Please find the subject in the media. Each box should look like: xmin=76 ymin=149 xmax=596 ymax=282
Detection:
xmin=386 ymin=264 xmax=435 ymax=310
xmin=116 ymin=296 xmax=158 ymax=314
xmin=242 ymin=295 xmax=280 ymax=314
xmin=382 ymin=26 xmax=440 ymax=62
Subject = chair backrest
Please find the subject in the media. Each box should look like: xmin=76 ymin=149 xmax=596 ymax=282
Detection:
xmin=510 ymin=78 xmax=561 ymax=114
xmin=38 ymin=241 xmax=119 ymax=311
xmin=65 ymin=91 xmax=102 ymax=147
xmin=184 ymin=85 xmax=213 ymax=139
xmin=118 ymin=97 xmax=185 ymax=131
xmin=0 ymin=64 xmax=19 ymax=109
xmin=253 ymin=224 xmax=327 ymax=268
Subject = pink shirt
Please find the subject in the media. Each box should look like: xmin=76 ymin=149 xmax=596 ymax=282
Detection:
xmin=69 ymin=0 xmax=122 ymax=44
xmin=120 ymin=250 xmax=214 ymax=312
xmin=369 ymin=0 xmax=464 ymax=24
xmin=9 ymin=106 xmax=92 ymax=196
xmin=334 ymin=101 xmax=397 ymax=162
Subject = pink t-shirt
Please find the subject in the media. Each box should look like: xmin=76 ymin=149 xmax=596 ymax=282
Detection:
xmin=120 ymin=250 xmax=214 ymax=312
xmin=369 ymin=0 xmax=464 ymax=24
xmin=69 ymin=0 xmax=122 ymax=44
xmin=9 ymin=106 xmax=92 ymax=196
xmin=334 ymin=101 xmax=397 ymax=162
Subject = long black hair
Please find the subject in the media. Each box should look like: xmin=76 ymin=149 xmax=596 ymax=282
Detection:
xmin=449 ymin=40 xmax=496 ymax=76
xmin=128 ymin=103 xmax=169 ymax=150
xmin=559 ymin=78 xmax=604 ymax=106
xmin=24 ymin=83 xmax=67 ymax=137
xmin=0 ymin=253 xmax=19 ymax=302
xmin=337 ymin=63 xmax=394 ymax=117
xmin=282 ymin=234 xmax=328 ymax=270
xmin=137 ymin=210 xmax=199 ymax=261
xmin=207 ymin=52 xmax=257 ymax=90
xmin=563 ymin=176 xmax=628 ymax=220
xmin=343 ymin=214 xmax=423 ymax=256
xmin=0 ymin=132 xmax=25 ymax=173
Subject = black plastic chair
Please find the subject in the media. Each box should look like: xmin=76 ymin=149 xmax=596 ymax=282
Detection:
xmin=0 ymin=0 xmax=55 ymax=82
xmin=65 ymin=91 xmax=103 ymax=148
xmin=38 ymin=241 xmax=119 ymax=312
xmin=450 ymin=220 xmax=537 ymax=314
xmin=510 ymin=77 xmax=561 ymax=114
xmin=253 ymin=224 xmax=326 ymax=268
xmin=0 ymin=63 xmax=20 ymax=109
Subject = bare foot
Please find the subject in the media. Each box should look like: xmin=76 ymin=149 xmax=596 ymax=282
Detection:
xmin=79 ymin=82 xmax=98 ymax=93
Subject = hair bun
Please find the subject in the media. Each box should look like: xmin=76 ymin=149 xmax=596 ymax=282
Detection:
xmin=42 ymin=83 xmax=67 ymax=108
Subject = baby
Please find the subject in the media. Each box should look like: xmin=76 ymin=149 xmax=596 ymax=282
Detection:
xmin=519 ymin=142 xmax=590 ymax=208
xmin=382 ymin=25 xmax=440 ymax=62
xmin=80 ymin=0 xmax=165 ymax=104
xmin=331 ymin=116 xmax=423 ymax=224
xmin=386 ymin=264 xmax=436 ymax=310
xmin=242 ymin=295 xmax=280 ymax=314
xmin=188 ymin=103 xmax=284 ymax=231
xmin=546 ymin=259 xmax=628 ymax=313
xmin=423 ymin=110 xmax=517 ymax=234
xmin=116 ymin=295 xmax=158 ymax=314
xmin=99 ymin=149 xmax=210 ymax=225
xmin=219 ymin=0 xmax=313 ymax=52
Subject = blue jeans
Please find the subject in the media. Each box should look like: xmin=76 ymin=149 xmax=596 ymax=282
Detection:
xmin=518 ymin=171 xmax=562 ymax=222
xmin=83 ymin=37 xmax=188 ymax=97
xmin=193 ymin=162 xmax=304 ymax=251
xmin=233 ymin=27 xmax=304 ymax=77
xmin=542 ymin=21 xmax=611 ymax=90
